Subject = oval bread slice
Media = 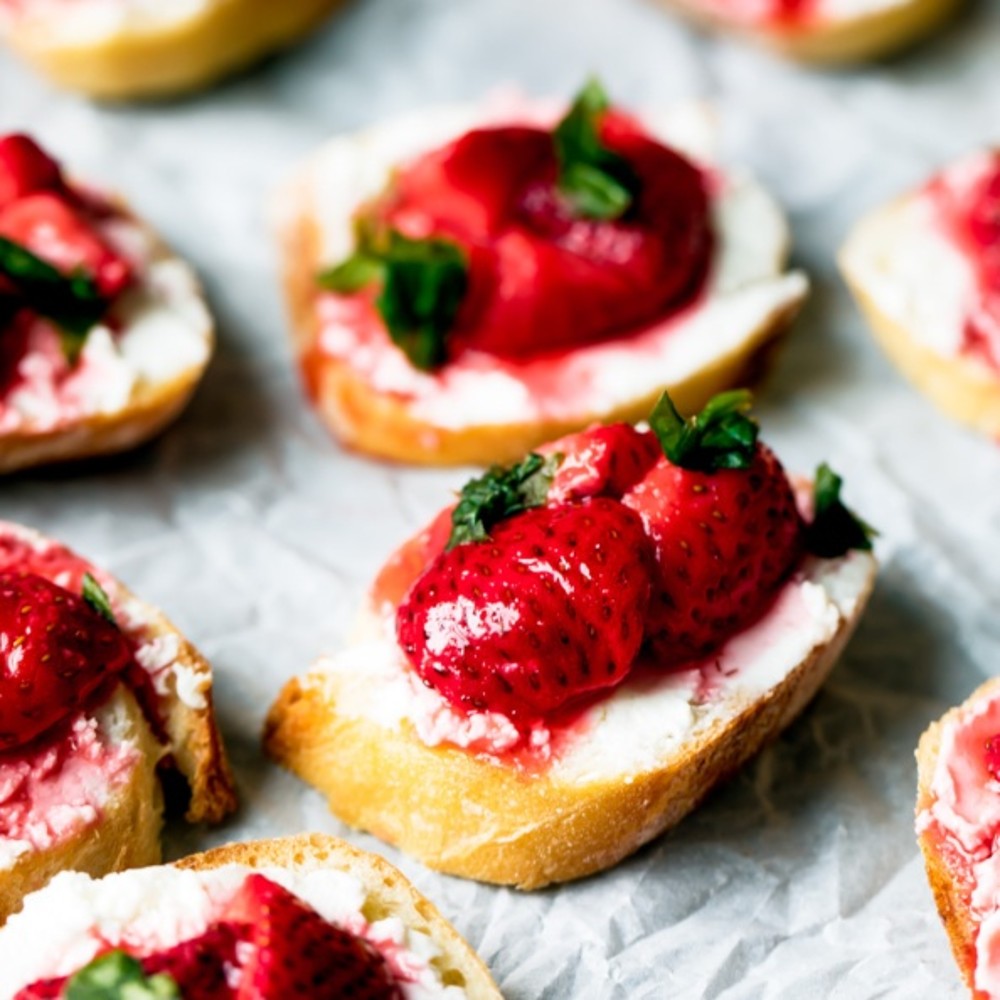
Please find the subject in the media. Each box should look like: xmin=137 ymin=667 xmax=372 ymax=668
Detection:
xmin=0 ymin=197 xmax=215 ymax=474
xmin=0 ymin=520 xmax=237 ymax=921
xmin=0 ymin=0 xmax=345 ymax=100
xmin=275 ymin=100 xmax=808 ymax=466
xmin=0 ymin=833 xmax=503 ymax=999
xmin=840 ymin=164 xmax=1000 ymax=438
xmin=265 ymin=538 xmax=877 ymax=890
xmin=658 ymin=0 xmax=962 ymax=63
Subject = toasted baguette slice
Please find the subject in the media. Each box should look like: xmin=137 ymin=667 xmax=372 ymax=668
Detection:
xmin=0 ymin=520 xmax=237 ymax=923
xmin=0 ymin=834 xmax=502 ymax=999
xmin=276 ymin=100 xmax=808 ymax=466
xmin=266 ymin=542 xmax=877 ymax=891
xmin=916 ymin=678 xmax=1000 ymax=999
xmin=0 ymin=0 xmax=344 ymax=100
xmin=0 ymin=201 xmax=214 ymax=475
xmin=840 ymin=152 xmax=1000 ymax=438
xmin=659 ymin=0 xmax=961 ymax=63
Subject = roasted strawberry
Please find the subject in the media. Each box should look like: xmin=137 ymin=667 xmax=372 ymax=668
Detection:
xmin=623 ymin=390 xmax=804 ymax=665
xmin=0 ymin=571 xmax=134 ymax=750
xmin=0 ymin=192 xmax=131 ymax=299
xmin=545 ymin=423 xmax=660 ymax=503
xmin=397 ymin=497 xmax=654 ymax=720
xmin=230 ymin=874 xmax=402 ymax=1000
xmin=142 ymin=925 xmax=242 ymax=998
xmin=0 ymin=135 xmax=63 ymax=211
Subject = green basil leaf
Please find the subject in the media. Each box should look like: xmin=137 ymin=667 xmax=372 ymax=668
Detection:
xmin=82 ymin=572 xmax=117 ymax=626
xmin=806 ymin=463 xmax=877 ymax=558
xmin=553 ymin=78 xmax=638 ymax=221
xmin=0 ymin=237 xmax=107 ymax=350
xmin=317 ymin=252 xmax=386 ymax=294
xmin=449 ymin=452 xmax=563 ymax=549
xmin=66 ymin=951 xmax=181 ymax=1000
xmin=650 ymin=388 xmax=758 ymax=471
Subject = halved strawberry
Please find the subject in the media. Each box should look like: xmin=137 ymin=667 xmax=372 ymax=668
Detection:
xmin=397 ymin=497 xmax=654 ymax=720
xmin=622 ymin=391 xmax=804 ymax=664
xmin=143 ymin=925 xmax=242 ymax=999
xmin=0 ymin=192 xmax=132 ymax=299
xmin=228 ymin=874 xmax=402 ymax=1000
xmin=0 ymin=135 xmax=63 ymax=211
xmin=0 ymin=571 xmax=134 ymax=750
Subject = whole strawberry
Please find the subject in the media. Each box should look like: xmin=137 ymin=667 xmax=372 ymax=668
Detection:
xmin=397 ymin=494 xmax=654 ymax=721
xmin=230 ymin=874 xmax=402 ymax=1000
xmin=0 ymin=571 xmax=134 ymax=750
xmin=622 ymin=390 xmax=804 ymax=665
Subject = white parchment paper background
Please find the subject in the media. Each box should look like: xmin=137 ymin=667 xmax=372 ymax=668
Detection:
xmin=2 ymin=0 xmax=1000 ymax=995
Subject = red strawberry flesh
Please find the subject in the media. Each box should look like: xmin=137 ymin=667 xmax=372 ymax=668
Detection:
xmin=359 ymin=112 xmax=711 ymax=363
xmin=0 ymin=571 xmax=135 ymax=750
xmin=397 ymin=498 xmax=655 ymax=721
xmin=0 ymin=192 xmax=132 ymax=299
xmin=0 ymin=135 xmax=64 ymax=211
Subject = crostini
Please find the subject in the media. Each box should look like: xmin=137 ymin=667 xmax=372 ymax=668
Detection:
xmin=658 ymin=0 xmax=961 ymax=63
xmin=0 ymin=833 xmax=501 ymax=999
xmin=0 ymin=519 xmax=236 ymax=924
xmin=0 ymin=133 xmax=213 ymax=474
xmin=276 ymin=80 xmax=808 ymax=465
xmin=841 ymin=149 xmax=1000 ymax=438
xmin=0 ymin=0 xmax=345 ymax=100
xmin=265 ymin=390 xmax=877 ymax=889
xmin=917 ymin=679 xmax=1000 ymax=1000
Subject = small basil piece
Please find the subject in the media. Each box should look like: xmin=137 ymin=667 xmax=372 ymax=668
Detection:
xmin=0 ymin=237 xmax=107 ymax=356
xmin=448 ymin=452 xmax=563 ymax=549
xmin=318 ymin=231 xmax=468 ymax=372
xmin=82 ymin=572 xmax=117 ymax=626
xmin=553 ymin=78 xmax=638 ymax=221
xmin=806 ymin=463 xmax=877 ymax=558
xmin=650 ymin=389 xmax=759 ymax=472
xmin=66 ymin=951 xmax=181 ymax=1000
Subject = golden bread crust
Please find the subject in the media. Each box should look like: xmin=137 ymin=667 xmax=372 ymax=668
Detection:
xmin=176 ymin=834 xmax=503 ymax=999
xmin=3 ymin=0 xmax=345 ymax=100
xmin=264 ymin=560 xmax=876 ymax=890
xmin=0 ymin=205 xmax=214 ymax=475
xmin=658 ymin=0 xmax=962 ymax=63
xmin=279 ymin=192 xmax=801 ymax=467
xmin=916 ymin=678 xmax=1000 ymax=1000
xmin=840 ymin=224 xmax=1000 ymax=439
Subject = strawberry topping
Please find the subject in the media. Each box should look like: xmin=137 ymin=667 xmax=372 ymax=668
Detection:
xmin=394 ymin=391 xmax=872 ymax=736
xmin=986 ymin=735 xmax=1000 ymax=782
xmin=321 ymin=81 xmax=712 ymax=370
xmin=0 ymin=192 xmax=132 ymax=300
xmin=15 ymin=875 xmax=403 ymax=1000
xmin=0 ymin=135 xmax=64 ymax=211
xmin=397 ymin=499 xmax=655 ymax=720
xmin=0 ymin=571 xmax=135 ymax=751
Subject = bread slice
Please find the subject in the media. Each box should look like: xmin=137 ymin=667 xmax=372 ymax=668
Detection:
xmin=0 ymin=0 xmax=345 ymax=100
xmin=265 ymin=534 xmax=877 ymax=890
xmin=0 ymin=833 xmax=502 ymax=999
xmin=916 ymin=678 xmax=1000 ymax=999
xmin=658 ymin=0 xmax=962 ymax=64
xmin=0 ymin=198 xmax=215 ymax=475
xmin=840 ymin=158 xmax=1000 ymax=438
xmin=276 ymin=100 xmax=808 ymax=466
xmin=0 ymin=520 xmax=237 ymax=923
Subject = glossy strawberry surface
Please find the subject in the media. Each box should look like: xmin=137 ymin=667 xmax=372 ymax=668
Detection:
xmin=0 ymin=571 xmax=134 ymax=751
xmin=0 ymin=192 xmax=132 ymax=299
xmin=622 ymin=443 xmax=803 ymax=664
xmin=0 ymin=135 xmax=63 ymax=211
xmin=369 ymin=112 xmax=711 ymax=362
xmin=397 ymin=498 xmax=655 ymax=720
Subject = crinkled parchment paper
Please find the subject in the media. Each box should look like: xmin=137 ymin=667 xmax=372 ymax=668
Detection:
xmin=2 ymin=0 xmax=1000 ymax=995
